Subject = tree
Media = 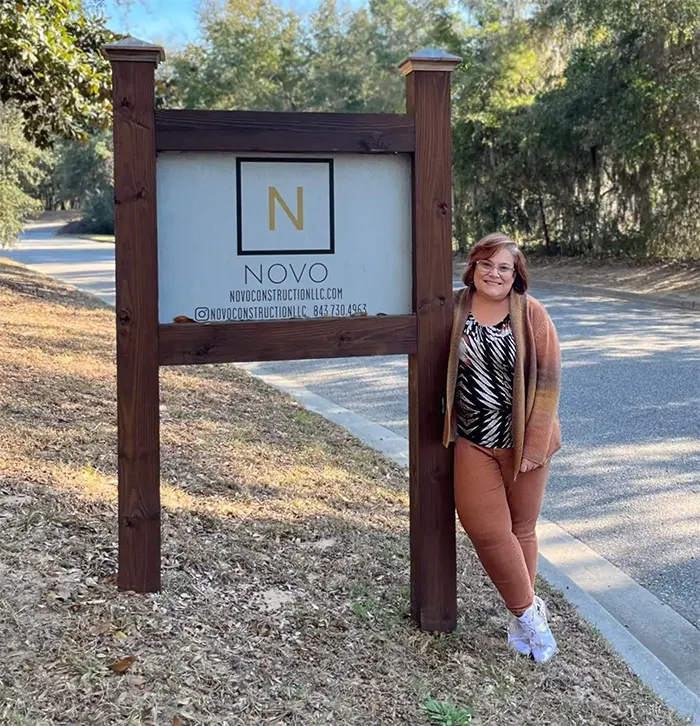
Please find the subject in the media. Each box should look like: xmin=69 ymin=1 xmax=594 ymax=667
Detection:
xmin=0 ymin=0 xmax=115 ymax=147
xmin=305 ymin=0 xmax=463 ymax=114
xmin=158 ymin=0 xmax=464 ymax=114
xmin=449 ymin=0 xmax=700 ymax=260
xmin=450 ymin=12 xmax=562 ymax=250
xmin=0 ymin=104 xmax=43 ymax=245
xmin=529 ymin=0 xmax=700 ymax=258
xmin=50 ymin=131 xmax=112 ymax=209
xmin=0 ymin=1 xmax=116 ymax=245
xmin=158 ymin=0 xmax=307 ymax=112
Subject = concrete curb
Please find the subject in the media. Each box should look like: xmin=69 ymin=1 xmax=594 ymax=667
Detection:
xmin=537 ymin=518 xmax=700 ymax=723
xmin=238 ymin=363 xmax=410 ymax=469
xmin=243 ymin=365 xmax=700 ymax=725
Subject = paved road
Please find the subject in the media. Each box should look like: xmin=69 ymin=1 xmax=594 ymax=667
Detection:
xmin=5 ymin=225 xmax=700 ymax=631
xmin=251 ymin=292 xmax=700 ymax=628
xmin=5 ymin=224 xmax=117 ymax=305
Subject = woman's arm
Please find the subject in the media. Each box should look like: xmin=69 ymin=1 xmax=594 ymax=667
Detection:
xmin=522 ymin=313 xmax=561 ymax=466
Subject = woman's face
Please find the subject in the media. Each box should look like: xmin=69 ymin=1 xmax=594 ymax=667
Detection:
xmin=472 ymin=247 xmax=516 ymax=300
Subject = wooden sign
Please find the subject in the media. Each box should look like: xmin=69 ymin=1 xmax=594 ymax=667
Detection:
xmin=103 ymin=38 xmax=461 ymax=633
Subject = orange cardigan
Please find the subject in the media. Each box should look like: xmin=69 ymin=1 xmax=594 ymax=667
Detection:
xmin=443 ymin=287 xmax=562 ymax=480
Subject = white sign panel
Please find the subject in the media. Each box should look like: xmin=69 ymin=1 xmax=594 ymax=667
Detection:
xmin=156 ymin=152 xmax=412 ymax=324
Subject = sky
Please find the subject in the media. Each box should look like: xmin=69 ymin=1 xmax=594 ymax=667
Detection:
xmin=102 ymin=0 xmax=364 ymax=50
xmin=103 ymin=0 xmax=201 ymax=48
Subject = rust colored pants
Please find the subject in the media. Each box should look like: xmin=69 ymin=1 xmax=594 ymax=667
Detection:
xmin=454 ymin=436 xmax=549 ymax=615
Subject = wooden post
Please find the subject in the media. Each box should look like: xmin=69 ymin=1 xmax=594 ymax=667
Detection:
xmin=102 ymin=38 xmax=165 ymax=593
xmin=401 ymin=48 xmax=461 ymax=632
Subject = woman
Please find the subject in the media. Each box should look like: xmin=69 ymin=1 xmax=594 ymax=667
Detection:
xmin=443 ymin=232 xmax=562 ymax=664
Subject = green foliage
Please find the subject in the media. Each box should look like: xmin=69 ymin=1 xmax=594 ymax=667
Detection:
xmin=0 ymin=111 xmax=114 ymax=240
xmin=450 ymin=13 xmax=561 ymax=248
xmin=420 ymin=697 xmax=473 ymax=726
xmin=5 ymin=0 xmax=700 ymax=259
xmin=0 ymin=178 xmax=40 ymax=246
xmin=80 ymin=183 xmax=113 ymax=234
xmin=0 ymin=1 xmax=115 ymax=237
xmin=158 ymin=0 xmax=463 ymax=114
xmin=0 ymin=0 xmax=115 ymax=148
xmin=450 ymin=0 xmax=700 ymax=259
xmin=158 ymin=0 xmax=307 ymax=111
xmin=541 ymin=0 xmax=700 ymax=39
xmin=52 ymin=131 xmax=114 ymax=232
xmin=0 ymin=104 xmax=43 ymax=246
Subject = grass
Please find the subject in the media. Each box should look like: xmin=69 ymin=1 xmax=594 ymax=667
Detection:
xmin=0 ymin=258 xmax=691 ymax=725
xmin=55 ymin=218 xmax=114 ymax=243
xmin=421 ymin=697 xmax=472 ymax=725
xmin=78 ymin=233 xmax=115 ymax=243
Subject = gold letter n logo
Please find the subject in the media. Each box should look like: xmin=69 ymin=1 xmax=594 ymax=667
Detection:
xmin=269 ymin=186 xmax=304 ymax=231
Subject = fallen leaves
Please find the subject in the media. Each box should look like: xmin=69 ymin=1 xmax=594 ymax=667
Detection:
xmin=0 ymin=261 xmax=688 ymax=726
xmin=107 ymin=655 xmax=136 ymax=674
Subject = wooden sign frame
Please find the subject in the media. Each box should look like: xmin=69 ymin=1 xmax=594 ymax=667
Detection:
xmin=103 ymin=39 xmax=461 ymax=633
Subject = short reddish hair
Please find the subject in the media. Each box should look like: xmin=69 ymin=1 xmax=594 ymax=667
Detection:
xmin=462 ymin=232 xmax=529 ymax=294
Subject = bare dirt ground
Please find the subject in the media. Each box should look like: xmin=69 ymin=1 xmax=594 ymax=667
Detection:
xmin=454 ymin=253 xmax=700 ymax=305
xmin=0 ymin=258 xmax=689 ymax=725
xmin=24 ymin=210 xmax=81 ymax=230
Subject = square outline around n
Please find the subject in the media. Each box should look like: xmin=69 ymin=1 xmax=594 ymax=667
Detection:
xmin=236 ymin=157 xmax=335 ymax=256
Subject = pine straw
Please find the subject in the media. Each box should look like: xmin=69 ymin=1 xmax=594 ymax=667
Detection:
xmin=0 ymin=259 xmax=689 ymax=726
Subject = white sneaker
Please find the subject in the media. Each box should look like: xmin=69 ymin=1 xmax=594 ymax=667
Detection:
xmin=534 ymin=595 xmax=548 ymax=619
xmin=517 ymin=596 xmax=558 ymax=664
xmin=507 ymin=612 xmax=532 ymax=656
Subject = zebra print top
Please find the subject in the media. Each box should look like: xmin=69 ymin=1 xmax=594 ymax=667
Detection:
xmin=455 ymin=313 xmax=516 ymax=449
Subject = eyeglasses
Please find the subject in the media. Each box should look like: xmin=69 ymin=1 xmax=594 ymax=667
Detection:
xmin=475 ymin=260 xmax=515 ymax=277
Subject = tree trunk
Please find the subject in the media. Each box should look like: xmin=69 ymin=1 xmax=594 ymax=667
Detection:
xmin=537 ymin=184 xmax=554 ymax=254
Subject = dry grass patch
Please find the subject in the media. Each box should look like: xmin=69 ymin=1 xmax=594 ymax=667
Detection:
xmin=0 ymin=260 xmax=689 ymax=725
xmin=526 ymin=257 xmax=700 ymax=300
xmin=454 ymin=253 xmax=700 ymax=303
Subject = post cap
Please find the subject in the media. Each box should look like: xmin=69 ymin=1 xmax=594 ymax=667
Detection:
xmin=399 ymin=48 xmax=462 ymax=76
xmin=102 ymin=37 xmax=165 ymax=65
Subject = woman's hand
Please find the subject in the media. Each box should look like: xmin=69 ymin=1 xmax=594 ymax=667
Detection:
xmin=520 ymin=457 xmax=539 ymax=473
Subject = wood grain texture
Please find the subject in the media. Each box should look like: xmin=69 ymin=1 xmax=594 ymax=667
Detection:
xmin=406 ymin=69 xmax=457 ymax=632
xmin=158 ymin=315 xmax=417 ymax=366
xmin=111 ymin=60 xmax=161 ymax=593
xmin=155 ymin=110 xmax=415 ymax=154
